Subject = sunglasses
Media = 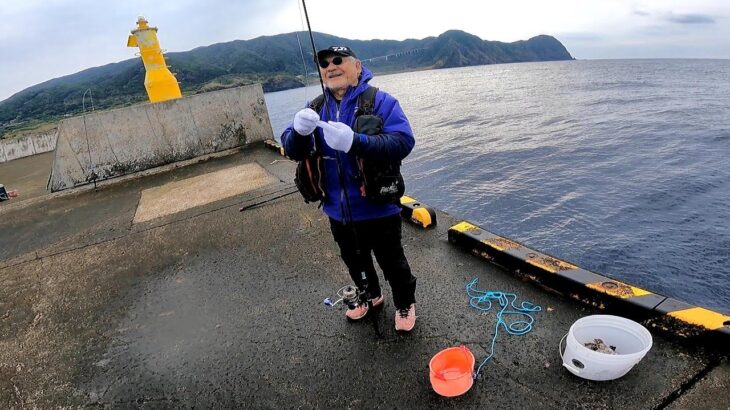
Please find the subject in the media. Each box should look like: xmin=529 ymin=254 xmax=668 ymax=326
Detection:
xmin=318 ymin=56 xmax=344 ymax=69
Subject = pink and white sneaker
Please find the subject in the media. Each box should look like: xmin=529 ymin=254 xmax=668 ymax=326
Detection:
xmin=345 ymin=295 xmax=384 ymax=320
xmin=395 ymin=303 xmax=416 ymax=332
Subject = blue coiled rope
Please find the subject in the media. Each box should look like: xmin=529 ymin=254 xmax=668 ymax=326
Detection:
xmin=466 ymin=277 xmax=542 ymax=378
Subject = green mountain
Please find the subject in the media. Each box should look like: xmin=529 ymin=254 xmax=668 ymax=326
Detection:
xmin=0 ymin=30 xmax=572 ymax=138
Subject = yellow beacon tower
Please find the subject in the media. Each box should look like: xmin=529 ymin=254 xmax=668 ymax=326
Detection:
xmin=127 ymin=16 xmax=182 ymax=103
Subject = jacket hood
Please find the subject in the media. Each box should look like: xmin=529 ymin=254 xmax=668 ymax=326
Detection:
xmin=354 ymin=65 xmax=374 ymax=96
xmin=359 ymin=65 xmax=374 ymax=86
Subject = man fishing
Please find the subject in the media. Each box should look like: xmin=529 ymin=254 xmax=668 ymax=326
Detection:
xmin=281 ymin=45 xmax=417 ymax=331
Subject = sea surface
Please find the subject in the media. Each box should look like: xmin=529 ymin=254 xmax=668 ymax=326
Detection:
xmin=265 ymin=59 xmax=730 ymax=315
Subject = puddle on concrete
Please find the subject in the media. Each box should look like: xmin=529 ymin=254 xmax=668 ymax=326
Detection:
xmin=133 ymin=163 xmax=278 ymax=223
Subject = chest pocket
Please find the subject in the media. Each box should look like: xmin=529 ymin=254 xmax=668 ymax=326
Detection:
xmin=353 ymin=89 xmax=405 ymax=204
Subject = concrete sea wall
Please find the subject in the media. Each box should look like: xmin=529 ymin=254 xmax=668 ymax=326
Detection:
xmin=49 ymin=84 xmax=273 ymax=192
xmin=0 ymin=131 xmax=58 ymax=163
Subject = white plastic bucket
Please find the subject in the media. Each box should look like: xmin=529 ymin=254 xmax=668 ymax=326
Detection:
xmin=560 ymin=315 xmax=652 ymax=381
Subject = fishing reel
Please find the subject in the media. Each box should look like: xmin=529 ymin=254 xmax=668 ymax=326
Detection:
xmin=324 ymin=285 xmax=368 ymax=310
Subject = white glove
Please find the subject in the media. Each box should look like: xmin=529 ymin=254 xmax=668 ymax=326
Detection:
xmin=293 ymin=108 xmax=319 ymax=135
xmin=318 ymin=121 xmax=354 ymax=153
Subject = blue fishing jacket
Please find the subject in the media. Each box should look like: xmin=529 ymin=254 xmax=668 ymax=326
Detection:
xmin=281 ymin=66 xmax=415 ymax=222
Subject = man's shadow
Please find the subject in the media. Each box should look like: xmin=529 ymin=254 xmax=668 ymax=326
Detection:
xmin=368 ymin=302 xmax=386 ymax=339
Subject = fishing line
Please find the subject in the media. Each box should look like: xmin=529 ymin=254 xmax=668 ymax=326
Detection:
xmin=299 ymin=0 xmax=329 ymax=108
xmin=299 ymin=0 xmax=369 ymax=305
xmin=295 ymin=1 xmax=311 ymax=103
xmin=465 ymin=277 xmax=542 ymax=379
xmin=298 ymin=0 xmax=356 ymax=226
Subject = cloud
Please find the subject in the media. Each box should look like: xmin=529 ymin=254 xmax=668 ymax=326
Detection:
xmin=632 ymin=9 xmax=716 ymax=25
xmin=665 ymin=13 xmax=715 ymax=24
xmin=558 ymin=32 xmax=602 ymax=42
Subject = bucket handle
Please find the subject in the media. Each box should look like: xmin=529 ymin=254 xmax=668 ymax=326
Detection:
xmin=559 ymin=333 xmax=582 ymax=375
xmin=434 ymin=345 xmax=472 ymax=381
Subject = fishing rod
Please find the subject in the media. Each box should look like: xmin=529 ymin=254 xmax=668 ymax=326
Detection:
xmin=300 ymin=0 xmax=328 ymax=102
xmin=300 ymin=0 xmax=372 ymax=312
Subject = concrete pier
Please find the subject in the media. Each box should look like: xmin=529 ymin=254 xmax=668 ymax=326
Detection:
xmin=0 ymin=144 xmax=726 ymax=408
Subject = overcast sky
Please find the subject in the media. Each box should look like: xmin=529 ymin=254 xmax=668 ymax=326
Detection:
xmin=1 ymin=0 xmax=728 ymax=101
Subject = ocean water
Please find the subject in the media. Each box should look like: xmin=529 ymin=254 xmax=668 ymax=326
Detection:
xmin=265 ymin=59 xmax=730 ymax=315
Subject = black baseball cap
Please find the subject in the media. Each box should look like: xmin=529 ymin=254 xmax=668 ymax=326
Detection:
xmin=316 ymin=46 xmax=357 ymax=61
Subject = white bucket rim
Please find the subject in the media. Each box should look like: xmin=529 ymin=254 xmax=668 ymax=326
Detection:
xmin=567 ymin=315 xmax=652 ymax=358
xmin=560 ymin=315 xmax=654 ymax=380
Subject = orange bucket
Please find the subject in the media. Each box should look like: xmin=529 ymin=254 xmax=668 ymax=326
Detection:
xmin=429 ymin=345 xmax=475 ymax=397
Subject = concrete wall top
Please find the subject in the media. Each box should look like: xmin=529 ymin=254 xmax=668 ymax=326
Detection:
xmin=50 ymin=84 xmax=273 ymax=192
xmin=0 ymin=131 xmax=57 ymax=164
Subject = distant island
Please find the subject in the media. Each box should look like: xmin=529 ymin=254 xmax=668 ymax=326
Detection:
xmin=0 ymin=30 xmax=573 ymax=139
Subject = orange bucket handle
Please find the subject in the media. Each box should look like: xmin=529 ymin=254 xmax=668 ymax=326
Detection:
xmin=460 ymin=345 xmax=477 ymax=381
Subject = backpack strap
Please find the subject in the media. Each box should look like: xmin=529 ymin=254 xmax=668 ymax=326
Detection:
xmin=304 ymin=94 xmax=326 ymax=155
xmin=308 ymin=94 xmax=326 ymax=113
xmin=309 ymin=87 xmax=378 ymax=116
xmin=357 ymin=86 xmax=379 ymax=116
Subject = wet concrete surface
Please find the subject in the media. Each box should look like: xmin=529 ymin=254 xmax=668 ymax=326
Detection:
xmin=0 ymin=143 xmax=726 ymax=408
xmin=667 ymin=358 xmax=729 ymax=409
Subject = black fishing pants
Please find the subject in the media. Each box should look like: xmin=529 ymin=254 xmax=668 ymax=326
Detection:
xmin=329 ymin=213 xmax=417 ymax=310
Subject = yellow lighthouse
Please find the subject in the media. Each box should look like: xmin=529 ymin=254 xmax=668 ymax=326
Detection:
xmin=127 ymin=16 xmax=182 ymax=103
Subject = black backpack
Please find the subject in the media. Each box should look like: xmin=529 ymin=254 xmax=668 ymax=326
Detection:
xmin=294 ymin=86 xmax=405 ymax=204
xmin=292 ymin=94 xmax=330 ymax=204
xmin=294 ymin=151 xmax=326 ymax=204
